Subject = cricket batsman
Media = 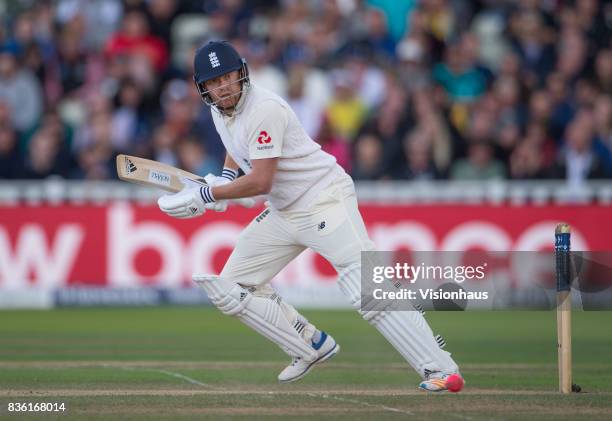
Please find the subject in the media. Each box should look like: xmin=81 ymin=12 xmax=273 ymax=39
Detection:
xmin=158 ymin=40 xmax=462 ymax=391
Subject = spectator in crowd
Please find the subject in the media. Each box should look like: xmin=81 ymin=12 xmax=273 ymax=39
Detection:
xmin=420 ymin=0 xmax=455 ymax=45
xmin=528 ymin=90 xmax=553 ymax=132
xmin=283 ymin=49 xmax=332 ymax=109
xmin=286 ymin=65 xmax=323 ymax=139
xmin=450 ymin=140 xmax=506 ymax=180
xmin=316 ymin=114 xmax=351 ymax=173
xmin=104 ymin=9 xmax=168 ymax=73
xmin=22 ymin=128 xmax=72 ymax=179
xmin=395 ymin=128 xmax=440 ymax=180
xmin=356 ymin=7 xmax=396 ymax=59
xmin=325 ymin=69 xmax=367 ymax=141
xmin=396 ymin=37 xmax=429 ymax=94
xmin=359 ymin=70 xmax=411 ymax=172
xmin=509 ymin=140 xmax=547 ymax=180
xmin=351 ymin=132 xmax=386 ymax=180
xmin=111 ymin=78 xmax=149 ymax=152
xmin=159 ymin=78 xmax=201 ymax=142
xmin=150 ymin=124 xmax=178 ymax=168
xmin=0 ymin=48 xmax=42 ymax=133
xmin=26 ymin=108 xmax=74 ymax=156
xmin=72 ymin=94 xmax=113 ymax=152
xmin=366 ymin=0 xmax=415 ymax=43
xmin=71 ymin=111 xmax=117 ymax=180
xmin=412 ymin=88 xmax=452 ymax=176
xmin=550 ymin=109 xmax=610 ymax=184
xmin=432 ymin=39 xmax=488 ymax=103
xmin=556 ymin=29 xmax=589 ymax=85
xmin=546 ymin=72 xmax=576 ymax=141
xmin=0 ymin=124 xmax=21 ymax=178
xmin=508 ymin=9 xmax=555 ymax=87
xmin=343 ymin=49 xmax=387 ymax=111
xmin=522 ymin=121 xmax=557 ymax=171
xmin=492 ymin=76 xmax=523 ymax=162
xmin=55 ymin=0 xmax=123 ymax=49
xmin=145 ymin=0 xmax=180 ymax=48
xmin=593 ymin=49 xmax=612 ymax=94
xmin=0 ymin=101 xmax=12 ymax=128
xmin=10 ymin=10 xmax=53 ymax=84
xmin=45 ymin=27 xmax=105 ymax=104
xmin=594 ymin=95 xmax=612 ymax=151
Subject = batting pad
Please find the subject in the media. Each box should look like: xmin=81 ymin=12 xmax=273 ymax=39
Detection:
xmin=338 ymin=264 xmax=459 ymax=378
xmin=193 ymin=274 xmax=318 ymax=361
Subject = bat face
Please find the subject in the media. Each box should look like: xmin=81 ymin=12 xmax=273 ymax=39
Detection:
xmin=116 ymin=154 xmax=206 ymax=192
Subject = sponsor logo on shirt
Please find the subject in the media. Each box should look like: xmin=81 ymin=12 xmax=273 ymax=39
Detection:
xmin=257 ymin=130 xmax=272 ymax=144
xmin=255 ymin=130 xmax=274 ymax=150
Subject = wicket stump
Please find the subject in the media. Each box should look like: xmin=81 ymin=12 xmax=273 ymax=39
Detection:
xmin=555 ymin=223 xmax=572 ymax=394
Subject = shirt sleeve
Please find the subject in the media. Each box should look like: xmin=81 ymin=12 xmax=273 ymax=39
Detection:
xmin=247 ymin=100 xmax=288 ymax=160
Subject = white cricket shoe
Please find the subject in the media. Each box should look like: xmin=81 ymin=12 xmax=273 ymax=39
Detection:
xmin=278 ymin=331 xmax=340 ymax=383
xmin=418 ymin=372 xmax=464 ymax=392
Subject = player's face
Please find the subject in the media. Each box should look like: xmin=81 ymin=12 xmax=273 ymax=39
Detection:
xmin=205 ymin=70 xmax=242 ymax=110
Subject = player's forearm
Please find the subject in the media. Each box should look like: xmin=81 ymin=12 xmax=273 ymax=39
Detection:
xmin=211 ymin=173 xmax=271 ymax=200
xmin=223 ymin=154 xmax=240 ymax=171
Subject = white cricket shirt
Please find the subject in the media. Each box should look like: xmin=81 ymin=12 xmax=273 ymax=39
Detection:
xmin=211 ymin=84 xmax=344 ymax=210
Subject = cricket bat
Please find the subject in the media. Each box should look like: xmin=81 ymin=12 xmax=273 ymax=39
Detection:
xmin=116 ymin=154 xmax=255 ymax=207
xmin=116 ymin=154 xmax=209 ymax=192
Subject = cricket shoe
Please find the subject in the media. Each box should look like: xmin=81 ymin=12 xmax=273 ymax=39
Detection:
xmin=278 ymin=331 xmax=340 ymax=383
xmin=418 ymin=372 xmax=464 ymax=392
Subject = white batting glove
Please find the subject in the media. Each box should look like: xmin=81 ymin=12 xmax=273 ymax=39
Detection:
xmin=158 ymin=184 xmax=212 ymax=219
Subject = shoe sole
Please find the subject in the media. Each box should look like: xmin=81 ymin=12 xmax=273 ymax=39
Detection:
xmin=278 ymin=343 xmax=340 ymax=384
xmin=417 ymin=385 xmax=448 ymax=392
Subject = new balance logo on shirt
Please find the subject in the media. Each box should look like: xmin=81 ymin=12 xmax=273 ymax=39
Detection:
xmin=256 ymin=130 xmax=274 ymax=151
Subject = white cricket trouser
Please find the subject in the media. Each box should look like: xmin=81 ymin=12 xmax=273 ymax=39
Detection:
xmin=221 ymin=172 xmax=372 ymax=341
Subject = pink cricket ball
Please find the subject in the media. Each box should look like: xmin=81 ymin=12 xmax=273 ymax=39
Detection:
xmin=446 ymin=374 xmax=464 ymax=392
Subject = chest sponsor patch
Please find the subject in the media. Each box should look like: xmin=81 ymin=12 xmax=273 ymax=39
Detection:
xmin=257 ymin=130 xmax=272 ymax=144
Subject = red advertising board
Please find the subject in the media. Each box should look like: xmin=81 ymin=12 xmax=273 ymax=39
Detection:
xmin=1 ymin=203 xmax=611 ymax=290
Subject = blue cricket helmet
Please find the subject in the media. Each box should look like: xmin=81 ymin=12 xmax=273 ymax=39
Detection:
xmin=193 ymin=40 xmax=250 ymax=112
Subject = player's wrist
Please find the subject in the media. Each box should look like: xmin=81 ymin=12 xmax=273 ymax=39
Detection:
xmin=221 ymin=167 xmax=238 ymax=182
xmin=199 ymin=185 xmax=216 ymax=203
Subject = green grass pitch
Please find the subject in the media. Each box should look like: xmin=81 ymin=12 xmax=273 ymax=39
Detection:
xmin=0 ymin=308 xmax=611 ymax=419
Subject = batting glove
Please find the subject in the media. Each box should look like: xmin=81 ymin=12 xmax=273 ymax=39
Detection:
xmin=157 ymin=183 xmax=214 ymax=219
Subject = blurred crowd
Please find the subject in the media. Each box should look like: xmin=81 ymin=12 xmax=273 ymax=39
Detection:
xmin=0 ymin=0 xmax=611 ymax=184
